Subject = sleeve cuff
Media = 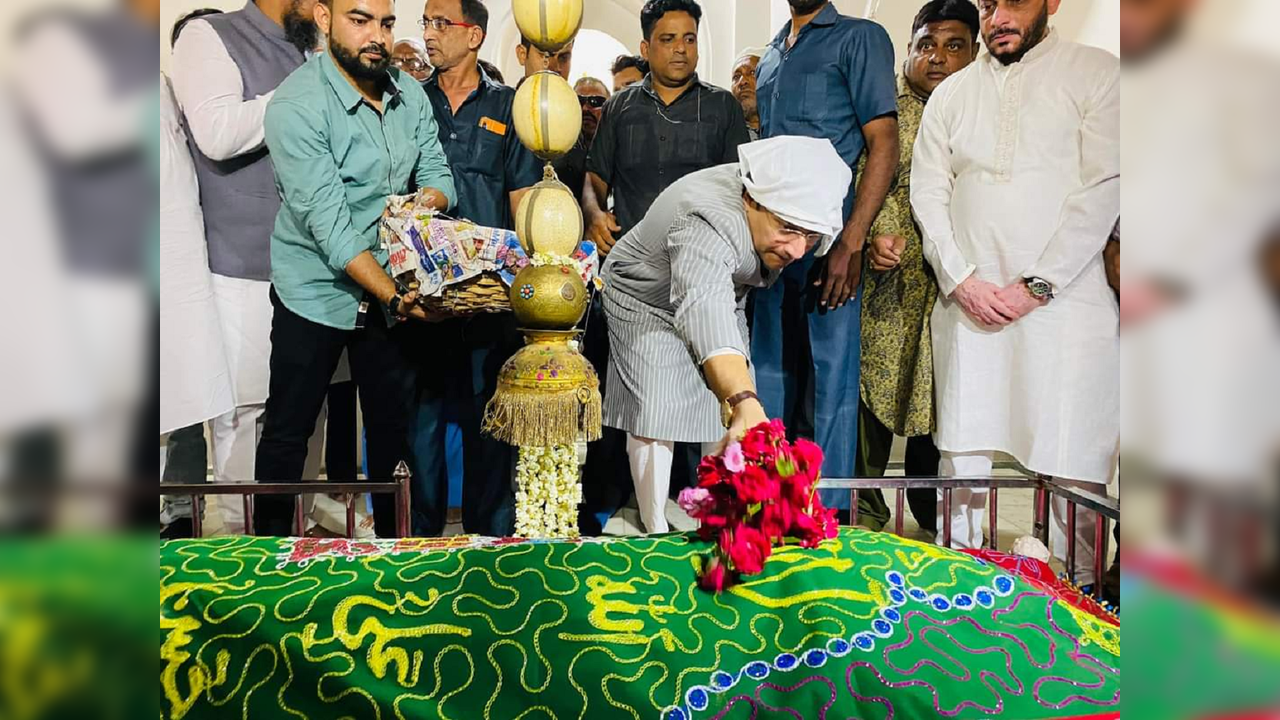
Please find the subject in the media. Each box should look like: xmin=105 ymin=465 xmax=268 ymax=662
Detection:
xmin=939 ymin=262 xmax=976 ymax=298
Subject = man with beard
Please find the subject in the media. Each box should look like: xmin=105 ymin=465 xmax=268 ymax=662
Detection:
xmin=751 ymin=0 xmax=899 ymax=522
xmin=730 ymin=48 xmax=763 ymax=141
xmin=170 ymin=0 xmax=323 ymax=532
xmin=254 ymin=0 xmax=457 ymax=537
xmin=911 ymin=0 xmax=1119 ymax=581
xmin=392 ymin=37 xmax=432 ymax=82
xmin=581 ymin=0 xmax=751 ymax=535
xmin=412 ymin=0 xmax=543 ymax=538
xmin=853 ymin=0 xmax=979 ymax=533
xmin=552 ymin=77 xmax=609 ymax=204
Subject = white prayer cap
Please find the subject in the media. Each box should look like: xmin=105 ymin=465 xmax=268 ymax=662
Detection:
xmin=738 ymin=136 xmax=851 ymax=256
xmin=394 ymin=37 xmax=428 ymax=55
xmin=733 ymin=46 xmax=768 ymax=67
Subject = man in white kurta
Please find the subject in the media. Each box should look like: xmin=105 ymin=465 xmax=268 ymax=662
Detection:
xmin=910 ymin=0 xmax=1119 ymax=584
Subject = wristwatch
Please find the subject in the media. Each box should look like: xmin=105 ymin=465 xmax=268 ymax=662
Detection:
xmin=388 ymin=294 xmax=405 ymax=317
xmin=721 ymin=390 xmax=759 ymax=429
xmin=1023 ymin=277 xmax=1055 ymax=302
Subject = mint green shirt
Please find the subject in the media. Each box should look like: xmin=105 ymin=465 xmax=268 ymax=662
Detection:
xmin=265 ymin=53 xmax=456 ymax=329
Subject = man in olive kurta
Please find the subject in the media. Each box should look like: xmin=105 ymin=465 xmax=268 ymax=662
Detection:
xmin=854 ymin=0 xmax=980 ymax=531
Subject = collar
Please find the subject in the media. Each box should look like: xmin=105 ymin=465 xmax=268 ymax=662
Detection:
xmin=899 ymin=74 xmax=927 ymax=104
xmin=424 ymin=62 xmax=497 ymax=95
xmin=770 ymin=2 xmax=839 ymax=49
xmin=321 ymin=51 xmax=401 ymax=112
xmin=244 ymin=0 xmax=286 ymax=42
xmin=640 ymin=72 xmax=703 ymax=104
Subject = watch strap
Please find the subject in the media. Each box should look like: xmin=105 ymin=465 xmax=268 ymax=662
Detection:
xmin=725 ymin=390 xmax=759 ymax=410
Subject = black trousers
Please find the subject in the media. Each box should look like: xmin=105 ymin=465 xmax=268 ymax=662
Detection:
xmin=406 ymin=314 xmax=521 ymax=537
xmin=254 ymin=289 xmax=416 ymax=537
xmin=854 ymin=399 xmax=939 ymax=532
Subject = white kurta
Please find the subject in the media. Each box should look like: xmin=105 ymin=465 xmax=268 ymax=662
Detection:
xmin=160 ymin=76 xmax=236 ymax=433
xmin=910 ymin=31 xmax=1120 ymax=485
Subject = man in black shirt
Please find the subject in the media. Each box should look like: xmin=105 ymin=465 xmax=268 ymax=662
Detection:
xmin=553 ymin=77 xmax=609 ymax=204
xmin=412 ymin=0 xmax=543 ymax=538
xmin=578 ymin=0 xmax=750 ymax=535
xmin=583 ymin=0 xmax=750 ymax=253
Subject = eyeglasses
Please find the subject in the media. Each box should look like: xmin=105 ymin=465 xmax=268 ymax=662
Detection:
xmin=393 ymin=58 xmax=428 ymax=72
xmin=578 ymin=94 xmax=606 ymax=109
xmin=780 ymin=224 xmax=823 ymax=245
xmin=418 ymin=16 xmax=478 ymax=32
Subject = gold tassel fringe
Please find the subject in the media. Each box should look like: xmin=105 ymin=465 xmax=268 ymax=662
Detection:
xmin=483 ymin=385 xmax=602 ymax=447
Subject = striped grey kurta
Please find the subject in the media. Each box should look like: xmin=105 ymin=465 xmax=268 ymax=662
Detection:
xmin=601 ymin=164 xmax=772 ymax=443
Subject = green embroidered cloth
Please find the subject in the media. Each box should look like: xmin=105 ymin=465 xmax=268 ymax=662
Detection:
xmin=161 ymin=529 xmax=1119 ymax=719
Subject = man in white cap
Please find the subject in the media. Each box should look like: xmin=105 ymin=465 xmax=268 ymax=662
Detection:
xmin=731 ymin=47 xmax=766 ymax=141
xmin=601 ymin=136 xmax=851 ymax=534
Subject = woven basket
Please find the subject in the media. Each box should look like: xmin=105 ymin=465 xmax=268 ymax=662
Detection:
xmin=419 ymin=272 xmax=511 ymax=316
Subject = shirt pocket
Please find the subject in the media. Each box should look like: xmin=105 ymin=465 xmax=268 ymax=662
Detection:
xmin=671 ymin=120 xmax=713 ymax=171
xmin=785 ymin=72 xmax=836 ymax=124
xmin=470 ymin=124 xmax=505 ymax=180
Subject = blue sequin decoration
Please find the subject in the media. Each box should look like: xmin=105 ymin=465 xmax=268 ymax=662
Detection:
xmin=665 ymin=708 xmax=687 ymax=720
xmin=931 ymin=594 xmax=952 ymax=612
xmin=872 ymin=619 xmax=893 ymax=636
xmin=804 ymin=650 xmax=828 ymax=668
xmin=886 ymin=571 xmax=904 ymax=587
xmin=686 ymin=687 xmax=709 ymax=711
xmin=882 ymin=607 xmax=902 ymax=623
xmin=909 ymin=587 xmax=928 ymax=602
xmin=975 ymin=588 xmax=995 ymax=607
xmin=994 ymin=575 xmax=1014 ymax=595
xmin=827 ymin=638 xmax=851 ymax=656
xmin=853 ymin=632 xmax=875 ymax=651
xmin=888 ymin=588 xmax=907 ymax=605
xmin=711 ymin=671 xmax=734 ymax=689
xmin=774 ymin=653 xmax=798 ymax=671
xmin=745 ymin=661 xmax=770 ymax=680
xmin=954 ymin=593 xmax=974 ymax=608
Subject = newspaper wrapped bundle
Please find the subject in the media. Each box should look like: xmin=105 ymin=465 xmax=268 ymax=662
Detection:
xmin=379 ymin=193 xmax=599 ymax=316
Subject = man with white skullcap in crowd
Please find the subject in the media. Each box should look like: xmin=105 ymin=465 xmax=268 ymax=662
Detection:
xmin=601 ymin=136 xmax=851 ymax=534
xmin=731 ymin=47 xmax=766 ymax=141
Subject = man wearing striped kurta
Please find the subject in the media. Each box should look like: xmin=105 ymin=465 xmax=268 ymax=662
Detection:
xmin=600 ymin=137 xmax=851 ymax=533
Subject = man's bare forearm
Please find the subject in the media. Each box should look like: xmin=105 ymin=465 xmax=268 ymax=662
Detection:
xmin=345 ymin=251 xmax=399 ymax=306
xmin=840 ymin=116 xmax=899 ymax=252
xmin=583 ymin=172 xmax=610 ymax=217
xmin=702 ymin=352 xmax=754 ymax=402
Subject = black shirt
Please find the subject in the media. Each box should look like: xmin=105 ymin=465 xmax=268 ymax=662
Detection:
xmin=586 ymin=74 xmax=751 ymax=235
xmin=422 ymin=66 xmax=542 ymax=230
xmin=552 ymin=137 xmax=588 ymax=202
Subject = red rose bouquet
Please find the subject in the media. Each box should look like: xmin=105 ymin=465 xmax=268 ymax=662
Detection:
xmin=678 ymin=419 xmax=839 ymax=592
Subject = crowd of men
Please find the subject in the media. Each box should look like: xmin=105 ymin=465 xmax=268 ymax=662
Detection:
xmin=160 ymin=0 xmax=1119 ymax=588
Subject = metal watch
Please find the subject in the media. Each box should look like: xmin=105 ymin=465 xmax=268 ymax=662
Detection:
xmin=1024 ymin=277 xmax=1055 ymax=301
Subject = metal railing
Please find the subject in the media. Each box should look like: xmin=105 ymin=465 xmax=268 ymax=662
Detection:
xmin=820 ymin=475 xmax=1120 ymax=600
xmin=159 ymin=462 xmax=412 ymax=539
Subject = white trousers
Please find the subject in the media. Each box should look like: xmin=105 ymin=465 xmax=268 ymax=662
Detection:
xmin=626 ymin=435 xmax=717 ymax=535
xmin=209 ymin=402 xmax=325 ymax=533
xmin=937 ymin=450 xmax=1099 ymax=585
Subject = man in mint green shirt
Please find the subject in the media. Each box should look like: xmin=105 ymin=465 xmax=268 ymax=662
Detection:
xmin=254 ymin=0 xmax=456 ymax=538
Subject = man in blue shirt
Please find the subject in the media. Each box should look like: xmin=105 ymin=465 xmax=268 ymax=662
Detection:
xmin=410 ymin=0 xmax=543 ymax=538
xmin=254 ymin=0 xmax=456 ymax=537
xmin=751 ymin=0 xmax=900 ymax=516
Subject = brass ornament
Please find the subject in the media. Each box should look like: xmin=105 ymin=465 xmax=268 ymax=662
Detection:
xmin=509 ymin=264 xmax=588 ymax=330
xmin=482 ymin=330 xmax=602 ymax=447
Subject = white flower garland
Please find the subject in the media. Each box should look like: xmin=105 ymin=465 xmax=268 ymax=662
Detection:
xmin=514 ymin=444 xmax=581 ymax=539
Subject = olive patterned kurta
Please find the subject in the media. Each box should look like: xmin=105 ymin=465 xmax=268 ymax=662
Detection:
xmin=858 ymin=76 xmax=936 ymax=438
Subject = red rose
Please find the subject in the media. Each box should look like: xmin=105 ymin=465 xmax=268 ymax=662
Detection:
xmin=697 ymin=456 xmax=728 ymax=488
xmin=699 ymin=556 xmax=733 ymax=592
xmin=731 ymin=464 xmax=776 ymax=505
xmin=780 ymin=473 xmax=812 ymax=508
xmin=759 ymin=501 xmax=794 ymax=539
xmin=724 ymin=526 xmax=771 ymax=575
xmin=792 ymin=438 xmax=824 ymax=480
